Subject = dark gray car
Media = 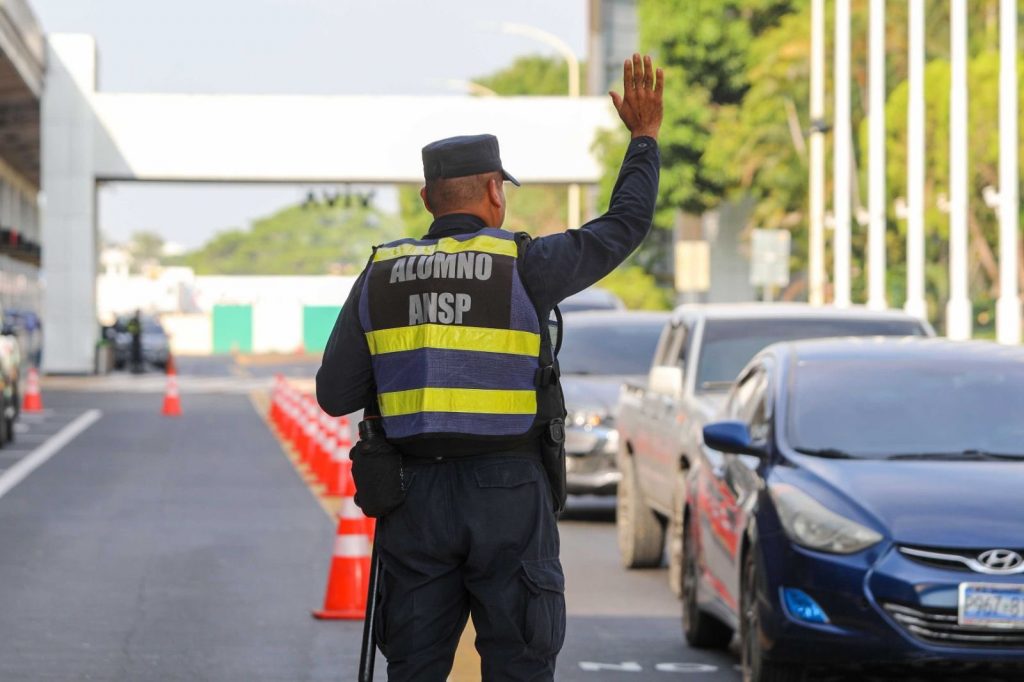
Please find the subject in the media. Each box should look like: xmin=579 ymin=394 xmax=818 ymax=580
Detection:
xmin=559 ymin=310 xmax=670 ymax=495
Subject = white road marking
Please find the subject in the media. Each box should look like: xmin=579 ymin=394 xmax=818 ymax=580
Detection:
xmin=0 ymin=410 xmax=102 ymax=501
xmin=578 ymin=662 xmax=643 ymax=672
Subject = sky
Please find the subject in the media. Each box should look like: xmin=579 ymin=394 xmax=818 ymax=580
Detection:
xmin=32 ymin=0 xmax=589 ymax=249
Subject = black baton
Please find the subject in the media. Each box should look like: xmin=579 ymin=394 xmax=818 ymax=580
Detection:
xmin=358 ymin=544 xmax=381 ymax=681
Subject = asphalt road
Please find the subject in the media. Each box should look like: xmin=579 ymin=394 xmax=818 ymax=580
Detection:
xmin=2 ymin=358 xmax=1014 ymax=681
xmin=0 ymin=357 xmax=738 ymax=681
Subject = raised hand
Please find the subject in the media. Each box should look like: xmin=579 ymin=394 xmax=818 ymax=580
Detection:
xmin=608 ymin=53 xmax=664 ymax=140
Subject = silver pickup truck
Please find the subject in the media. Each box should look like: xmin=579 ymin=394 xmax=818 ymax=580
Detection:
xmin=614 ymin=304 xmax=933 ymax=594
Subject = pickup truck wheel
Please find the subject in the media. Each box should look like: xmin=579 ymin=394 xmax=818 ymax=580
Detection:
xmin=682 ymin=517 xmax=733 ymax=649
xmin=668 ymin=469 xmax=686 ymax=597
xmin=616 ymin=456 xmax=664 ymax=568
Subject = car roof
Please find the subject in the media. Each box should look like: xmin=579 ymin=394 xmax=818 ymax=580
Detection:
xmin=561 ymin=310 xmax=671 ymax=326
xmin=774 ymin=336 xmax=1024 ymax=364
xmin=670 ymin=302 xmax=926 ymax=325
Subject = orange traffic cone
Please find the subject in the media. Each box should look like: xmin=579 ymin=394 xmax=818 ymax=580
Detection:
xmin=161 ymin=366 xmax=182 ymax=417
xmin=312 ymin=496 xmax=371 ymax=620
xmin=324 ymin=417 xmax=353 ymax=496
xmin=22 ymin=367 xmax=42 ymax=413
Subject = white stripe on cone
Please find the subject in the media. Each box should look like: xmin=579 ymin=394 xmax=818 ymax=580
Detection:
xmin=340 ymin=497 xmax=362 ymax=519
xmin=334 ymin=534 xmax=371 ymax=558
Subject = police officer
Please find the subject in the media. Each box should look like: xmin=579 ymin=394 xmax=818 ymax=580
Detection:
xmin=316 ymin=53 xmax=663 ymax=681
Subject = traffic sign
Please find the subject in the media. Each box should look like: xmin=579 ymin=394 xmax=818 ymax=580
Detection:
xmin=749 ymin=229 xmax=791 ymax=288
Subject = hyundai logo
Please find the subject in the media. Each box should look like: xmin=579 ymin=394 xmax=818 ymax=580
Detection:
xmin=977 ymin=549 xmax=1024 ymax=572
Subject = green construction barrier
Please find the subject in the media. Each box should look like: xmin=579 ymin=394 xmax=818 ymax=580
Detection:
xmin=303 ymin=305 xmax=342 ymax=353
xmin=212 ymin=304 xmax=253 ymax=354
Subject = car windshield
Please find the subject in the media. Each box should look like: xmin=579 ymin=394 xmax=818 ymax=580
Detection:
xmin=789 ymin=358 xmax=1024 ymax=458
xmin=558 ymin=319 xmax=665 ymax=376
xmin=696 ymin=317 xmax=925 ymax=391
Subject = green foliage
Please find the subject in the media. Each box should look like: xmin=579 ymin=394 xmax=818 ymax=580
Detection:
xmin=597 ymin=265 xmax=674 ymax=310
xmin=399 ymin=54 xmax=579 ymax=238
xmin=174 ymin=203 xmax=404 ymax=275
xmin=630 ymin=0 xmax=796 ymax=221
xmin=475 ymin=55 xmax=575 ymax=96
xmin=127 ymin=231 xmax=166 ymax=269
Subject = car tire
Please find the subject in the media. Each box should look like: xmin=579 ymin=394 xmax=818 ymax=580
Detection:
xmin=668 ymin=468 xmax=687 ymax=597
xmin=616 ymin=454 xmax=665 ymax=569
xmin=741 ymin=546 xmax=805 ymax=682
xmin=682 ymin=516 xmax=733 ymax=649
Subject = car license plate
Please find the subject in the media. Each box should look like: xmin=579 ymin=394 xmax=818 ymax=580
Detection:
xmin=958 ymin=583 xmax=1024 ymax=628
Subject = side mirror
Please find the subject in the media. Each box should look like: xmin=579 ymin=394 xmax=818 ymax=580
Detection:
xmin=703 ymin=421 xmax=765 ymax=457
xmin=650 ymin=365 xmax=684 ymax=400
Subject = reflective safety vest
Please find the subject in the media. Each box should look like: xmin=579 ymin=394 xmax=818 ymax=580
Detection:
xmin=358 ymin=228 xmax=542 ymax=441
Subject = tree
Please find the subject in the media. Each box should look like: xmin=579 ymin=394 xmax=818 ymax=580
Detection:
xmin=127 ymin=231 xmax=166 ymax=269
xmin=593 ymin=0 xmax=796 ymax=298
xmin=175 ymin=200 xmax=404 ymax=275
xmin=398 ymin=54 xmax=578 ymax=239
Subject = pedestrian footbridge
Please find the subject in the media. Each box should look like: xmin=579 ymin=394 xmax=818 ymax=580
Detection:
xmin=42 ymin=34 xmax=618 ymax=373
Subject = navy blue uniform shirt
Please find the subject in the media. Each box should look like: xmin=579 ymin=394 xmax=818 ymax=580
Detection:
xmin=316 ymin=136 xmax=660 ymax=452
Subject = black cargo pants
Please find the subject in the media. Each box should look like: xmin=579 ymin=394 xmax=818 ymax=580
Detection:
xmin=374 ymin=453 xmax=565 ymax=681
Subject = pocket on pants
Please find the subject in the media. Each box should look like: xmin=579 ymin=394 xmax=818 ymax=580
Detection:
xmin=520 ymin=558 xmax=566 ymax=658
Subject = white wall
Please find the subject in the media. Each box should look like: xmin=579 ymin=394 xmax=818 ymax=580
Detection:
xmin=161 ymin=313 xmax=211 ymax=355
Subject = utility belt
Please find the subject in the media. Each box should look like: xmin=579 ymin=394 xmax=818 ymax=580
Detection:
xmin=402 ymin=449 xmax=543 ymax=465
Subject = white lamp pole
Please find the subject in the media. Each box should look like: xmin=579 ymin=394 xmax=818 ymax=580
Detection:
xmin=904 ymin=0 xmax=927 ymax=320
xmin=808 ymin=0 xmax=826 ymax=306
xmin=833 ymin=0 xmax=852 ymax=307
xmin=946 ymin=0 xmax=972 ymax=339
xmin=996 ymin=0 xmax=1021 ymax=344
xmin=867 ymin=0 xmax=887 ymax=310
xmin=500 ymin=23 xmax=582 ymax=229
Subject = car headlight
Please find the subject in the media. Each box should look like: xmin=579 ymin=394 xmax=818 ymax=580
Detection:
xmin=769 ymin=483 xmax=882 ymax=554
xmin=566 ymin=409 xmax=612 ymax=429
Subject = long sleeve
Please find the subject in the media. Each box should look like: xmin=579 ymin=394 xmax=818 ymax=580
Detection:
xmin=315 ymin=271 xmax=375 ymax=417
xmin=518 ymin=136 xmax=660 ymax=311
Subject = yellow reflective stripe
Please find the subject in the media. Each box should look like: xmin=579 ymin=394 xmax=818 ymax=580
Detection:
xmin=366 ymin=324 xmax=540 ymax=356
xmin=373 ymin=235 xmax=517 ymax=262
xmin=379 ymin=388 xmax=537 ymax=416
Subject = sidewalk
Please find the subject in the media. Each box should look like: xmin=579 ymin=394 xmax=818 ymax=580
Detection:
xmin=0 ymin=388 xmax=372 ymax=681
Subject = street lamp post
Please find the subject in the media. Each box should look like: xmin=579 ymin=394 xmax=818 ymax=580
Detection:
xmin=946 ymin=0 xmax=972 ymax=340
xmin=500 ymin=22 xmax=582 ymax=229
xmin=808 ymin=0 xmax=826 ymax=306
xmin=833 ymin=0 xmax=852 ymax=308
xmin=996 ymin=0 xmax=1021 ymax=344
xmin=904 ymin=0 xmax=927 ymax=320
xmin=867 ymin=0 xmax=887 ymax=310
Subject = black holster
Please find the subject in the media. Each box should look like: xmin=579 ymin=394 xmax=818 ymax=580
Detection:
xmin=541 ymin=418 xmax=567 ymax=513
xmin=350 ymin=419 xmax=407 ymax=518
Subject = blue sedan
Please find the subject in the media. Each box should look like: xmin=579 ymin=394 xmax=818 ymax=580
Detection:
xmin=685 ymin=338 xmax=1024 ymax=681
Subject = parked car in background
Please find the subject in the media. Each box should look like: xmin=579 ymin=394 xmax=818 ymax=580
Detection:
xmin=614 ymin=304 xmax=933 ymax=596
xmin=559 ymin=310 xmax=669 ymax=496
xmin=0 ymin=308 xmax=21 ymax=443
xmin=560 ymin=287 xmax=626 ymax=313
xmin=4 ymin=308 xmax=42 ymax=368
xmin=112 ymin=315 xmax=170 ymax=370
xmin=691 ymin=338 xmax=1024 ymax=681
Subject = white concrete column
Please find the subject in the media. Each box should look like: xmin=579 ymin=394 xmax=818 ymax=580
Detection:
xmin=832 ymin=0 xmax=852 ymax=307
xmin=41 ymin=35 xmax=99 ymax=373
xmin=946 ymin=0 xmax=972 ymax=339
xmin=808 ymin=0 xmax=826 ymax=306
xmin=996 ymin=0 xmax=1021 ymax=344
xmin=867 ymin=0 xmax=888 ymax=310
xmin=904 ymin=1 xmax=927 ymax=320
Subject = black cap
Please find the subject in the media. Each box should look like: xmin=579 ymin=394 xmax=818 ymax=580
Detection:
xmin=422 ymin=134 xmax=520 ymax=186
